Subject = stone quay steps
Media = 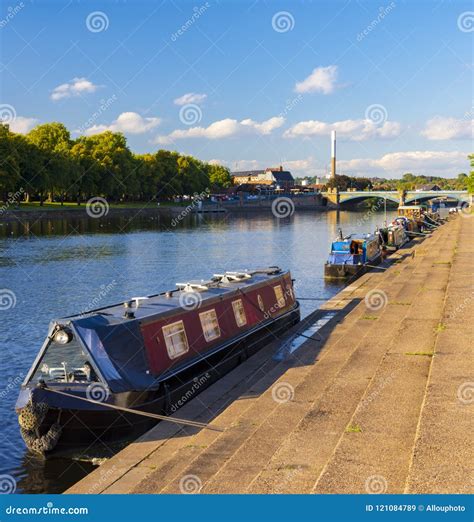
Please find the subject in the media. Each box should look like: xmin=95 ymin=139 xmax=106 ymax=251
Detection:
xmin=67 ymin=218 xmax=471 ymax=494
xmin=121 ymin=237 xmax=437 ymax=494
xmin=310 ymin=222 xmax=458 ymax=494
xmin=405 ymin=216 xmax=473 ymax=494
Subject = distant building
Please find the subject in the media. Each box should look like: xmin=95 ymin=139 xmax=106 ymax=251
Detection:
xmin=416 ymin=183 xmax=442 ymax=191
xmin=232 ymin=166 xmax=295 ymax=189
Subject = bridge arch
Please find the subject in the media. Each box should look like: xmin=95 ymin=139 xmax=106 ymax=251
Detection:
xmin=404 ymin=193 xmax=467 ymax=204
xmin=338 ymin=194 xmax=400 ymax=206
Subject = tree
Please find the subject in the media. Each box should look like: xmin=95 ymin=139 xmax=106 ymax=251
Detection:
xmin=155 ymin=150 xmax=182 ymax=198
xmin=0 ymin=124 xmax=20 ymax=199
xmin=326 ymin=174 xmax=352 ymax=191
xmin=27 ymin=122 xmax=73 ymax=204
xmin=467 ymin=155 xmax=474 ymax=194
xmin=80 ymin=132 xmax=135 ymax=201
xmin=11 ymin=133 xmax=46 ymax=202
xmin=207 ymin=164 xmax=232 ymax=190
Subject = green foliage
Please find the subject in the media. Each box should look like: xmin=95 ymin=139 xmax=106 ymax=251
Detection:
xmin=0 ymin=124 xmax=21 ymax=194
xmin=308 ymin=170 xmax=471 ymax=192
xmin=467 ymin=154 xmax=474 ymax=194
xmin=0 ymin=122 xmax=232 ymax=204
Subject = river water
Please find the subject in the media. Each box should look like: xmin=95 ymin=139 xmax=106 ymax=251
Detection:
xmin=0 ymin=208 xmax=397 ymax=493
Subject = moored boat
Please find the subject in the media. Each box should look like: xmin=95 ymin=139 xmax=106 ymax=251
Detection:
xmin=324 ymin=231 xmax=382 ymax=280
xmin=397 ymin=204 xmax=441 ymax=232
xmin=378 ymin=223 xmax=409 ymax=252
xmin=16 ymin=267 xmax=300 ymax=455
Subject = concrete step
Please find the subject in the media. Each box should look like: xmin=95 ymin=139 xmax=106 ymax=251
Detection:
xmin=309 ymin=222 xmax=459 ymax=493
xmin=405 ymin=216 xmax=474 ymax=494
xmin=246 ymin=294 xmax=434 ymax=491
xmin=149 ymin=256 xmax=432 ymax=493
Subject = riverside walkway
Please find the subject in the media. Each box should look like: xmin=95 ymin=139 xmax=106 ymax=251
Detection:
xmin=67 ymin=216 xmax=473 ymax=495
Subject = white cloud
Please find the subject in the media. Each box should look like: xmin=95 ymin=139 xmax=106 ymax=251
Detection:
xmin=155 ymin=116 xmax=285 ymax=144
xmin=173 ymin=93 xmax=207 ymax=106
xmin=84 ymin=112 xmax=161 ymax=135
xmin=294 ymin=65 xmax=339 ymax=94
xmin=421 ymin=115 xmax=473 ymax=140
xmin=284 ymin=118 xmax=402 ymax=141
xmin=338 ymin=151 xmax=469 ymax=177
xmin=200 ymin=151 xmax=469 ymax=179
xmin=10 ymin=116 xmax=38 ymax=134
xmin=51 ymin=77 xmax=99 ymax=101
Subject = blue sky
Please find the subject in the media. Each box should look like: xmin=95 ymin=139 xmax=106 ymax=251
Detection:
xmin=1 ymin=0 xmax=472 ymax=178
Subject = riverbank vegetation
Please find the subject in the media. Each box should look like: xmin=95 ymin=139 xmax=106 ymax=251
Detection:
xmin=0 ymin=122 xmax=232 ymax=205
xmin=320 ymin=172 xmax=472 ymax=192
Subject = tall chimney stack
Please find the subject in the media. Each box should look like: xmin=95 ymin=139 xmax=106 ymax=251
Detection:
xmin=331 ymin=130 xmax=336 ymax=178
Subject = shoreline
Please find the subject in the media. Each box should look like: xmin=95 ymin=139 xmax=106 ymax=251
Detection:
xmin=0 ymin=204 xmax=329 ymax=223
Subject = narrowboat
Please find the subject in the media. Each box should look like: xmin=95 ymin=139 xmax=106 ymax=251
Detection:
xmin=378 ymin=223 xmax=409 ymax=252
xmin=324 ymin=231 xmax=382 ymax=280
xmin=16 ymin=268 xmax=300 ymax=454
xmin=397 ymin=205 xmax=441 ymax=231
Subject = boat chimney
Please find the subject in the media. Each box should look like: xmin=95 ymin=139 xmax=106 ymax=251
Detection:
xmin=123 ymin=301 xmax=135 ymax=319
xmin=331 ymin=130 xmax=336 ymax=178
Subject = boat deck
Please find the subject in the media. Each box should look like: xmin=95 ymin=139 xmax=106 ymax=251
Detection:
xmin=66 ymin=216 xmax=473 ymax=494
xmin=61 ymin=270 xmax=282 ymax=323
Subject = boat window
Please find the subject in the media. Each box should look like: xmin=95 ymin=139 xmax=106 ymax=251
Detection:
xmin=232 ymin=299 xmax=247 ymax=327
xmin=199 ymin=309 xmax=221 ymax=342
xmin=29 ymin=332 xmax=97 ymax=385
xmin=257 ymin=294 xmax=265 ymax=312
xmin=162 ymin=320 xmax=189 ymax=359
xmin=274 ymin=285 xmax=286 ymax=308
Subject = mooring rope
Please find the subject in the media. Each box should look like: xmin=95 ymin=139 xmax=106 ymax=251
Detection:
xmin=43 ymin=387 xmax=224 ymax=432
